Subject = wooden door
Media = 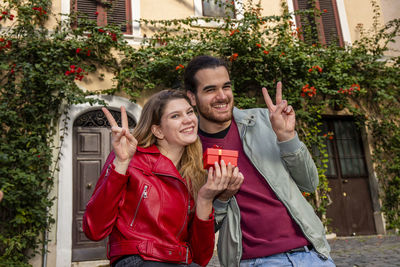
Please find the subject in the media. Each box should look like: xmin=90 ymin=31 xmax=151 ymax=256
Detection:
xmin=72 ymin=109 xmax=136 ymax=261
xmin=323 ymin=117 xmax=376 ymax=236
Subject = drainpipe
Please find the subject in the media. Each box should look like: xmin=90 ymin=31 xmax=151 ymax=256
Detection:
xmin=42 ymin=207 xmax=49 ymax=267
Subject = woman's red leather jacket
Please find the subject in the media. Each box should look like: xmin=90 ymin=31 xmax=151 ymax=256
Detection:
xmin=83 ymin=145 xmax=215 ymax=266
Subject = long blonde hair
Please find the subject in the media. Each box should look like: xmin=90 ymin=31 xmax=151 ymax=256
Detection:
xmin=133 ymin=89 xmax=206 ymax=199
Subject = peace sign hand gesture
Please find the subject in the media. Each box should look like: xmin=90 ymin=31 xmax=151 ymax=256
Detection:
xmin=102 ymin=106 xmax=138 ymax=173
xmin=262 ymin=82 xmax=296 ymax=142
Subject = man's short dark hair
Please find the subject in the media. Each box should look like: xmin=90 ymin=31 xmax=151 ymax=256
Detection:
xmin=184 ymin=55 xmax=228 ymax=94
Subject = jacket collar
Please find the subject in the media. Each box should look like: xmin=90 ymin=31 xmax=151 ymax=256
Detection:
xmin=136 ymin=144 xmax=185 ymax=183
xmin=233 ymin=107 xmax=256 ymax=127
xmin=136 ymin=144 xmax=160 ymax=154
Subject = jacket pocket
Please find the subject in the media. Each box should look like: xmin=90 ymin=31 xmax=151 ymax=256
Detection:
xmin=129 ymin=184 xmax=150 ymax=228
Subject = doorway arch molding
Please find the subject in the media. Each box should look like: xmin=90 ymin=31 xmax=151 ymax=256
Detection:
xmin=56 ymin=95 xmax=141 ymax=267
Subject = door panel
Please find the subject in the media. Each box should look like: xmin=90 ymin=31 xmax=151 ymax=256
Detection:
xmin=342 ymin=178 xmax=376 ymax=235
xmin=324 ymin=117 xmax=376 ymax=236
xmin=72 ymin=128 xmax=110 ymax=261
xmin=72 ymin=109 xmax=136 ymax=262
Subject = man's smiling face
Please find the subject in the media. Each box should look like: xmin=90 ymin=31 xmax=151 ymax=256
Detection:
xmin=187 ymin=66 xmax=234 ymax=132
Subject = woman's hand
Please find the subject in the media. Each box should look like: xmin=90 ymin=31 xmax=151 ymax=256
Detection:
xmin=102 ymin=106 xmax=137 ymax=173
xmin=196 ymin=160 xmax=243 ymax=220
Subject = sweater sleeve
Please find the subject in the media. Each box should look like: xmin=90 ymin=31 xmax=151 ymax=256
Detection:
xmin=278 ymin=133 xmax=319 ymax=192
xmin=82 ymin=152 xmax=130 ymax=241
xmin=188 ymin=210 xmax=215 ymax=267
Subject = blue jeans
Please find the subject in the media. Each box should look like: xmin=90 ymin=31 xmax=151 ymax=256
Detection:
xmin=114 ymin=254 xmax=200 ymax=267
xmin=240 ymin=247 xmax=336 ymax=267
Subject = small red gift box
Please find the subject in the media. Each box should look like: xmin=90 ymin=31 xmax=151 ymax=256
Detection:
xmin=203 ymin=147 xmax=239 ymax=169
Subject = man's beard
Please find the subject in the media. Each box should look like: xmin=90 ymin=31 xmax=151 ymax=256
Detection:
xmin=195 ymin=98 xmax=233 ymax=124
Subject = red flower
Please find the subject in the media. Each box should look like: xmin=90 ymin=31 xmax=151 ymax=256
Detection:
xmin=66 ymin=65 xmax=87 ymax=80
xmin=328 ymin=136 xmax=333 ymax=140
xmin=9 ymin=14 xmax=14 ymax=20
xmin=2 ymin=11 xmax=8 ymax=15
xmin=229 ymin=29 xmax=239 ymax=36
xmin=98 ymin=28 xmax=105 ymax=33
xmin=230 ymin=53 xmax=238 ymax=62
xmin=5 ymin=40 xmax=12 ymax=49
xmin=76 ymin=48 xmax=81 ymax=54
xmin=108 ymin=32 xmax=117 ymax=41
xmin=263 ymin=50 xmax=269 ymax=55
xmin=256 ymin=43 xmax=262 ymax=48
xmin=301 ymin=84 xmax=316 ymax=97
xmin=176 ymin=64 xmax=185 ymax=70
xmin=280 ymin=52 xmax=285 ymax=57
xmin=33 ymin=7 xmax=47 ymax=15
xmin=351 ymin=83 xmax=361 ymax=91
xmin=308 ymin=65 xmax=323 ymax=73
xmin=95 ymin=11 xmax=99 ymax=16
xmin=323 ymin=9 xmax=328 ymax=13
xmin=86 ymin=49 xmax=91 ymax=56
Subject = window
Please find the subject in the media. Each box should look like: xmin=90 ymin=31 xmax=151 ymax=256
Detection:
xmin=293 ymin=0 xmax=344 ymax=46
xmin=74 ymin=0 xmax=132 ymax=34
xmin=202 ymin=0 xmax=235 ymax=18
xmin=321 ymin=117 xmax=367 ymax=178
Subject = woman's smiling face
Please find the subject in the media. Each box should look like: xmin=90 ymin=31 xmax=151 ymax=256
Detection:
xmin=153 ymin=98 xmax=198 ymax=148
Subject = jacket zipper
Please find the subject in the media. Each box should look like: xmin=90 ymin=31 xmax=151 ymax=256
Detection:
xmin=153 ymin=171 xmax=190 ymax=241
xmin=177 ymin=190 xmax=190 ymax=240
xmin=130 ymin=185 xmax=149 ymax=227
xmin=239 ymin=121 xmax=328 ymax=261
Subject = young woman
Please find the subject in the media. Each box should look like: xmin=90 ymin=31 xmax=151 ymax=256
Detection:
xmin=83 ymin=90 xmax=243 ymax=267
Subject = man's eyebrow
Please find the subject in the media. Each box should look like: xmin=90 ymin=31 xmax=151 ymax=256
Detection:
xmin=223 ymin=81 xmax=232 ymax=86
xmin=201 ymin=85 xmax=216 ymax=91
xmin=201 ymin=81 xmax=231 ymax=91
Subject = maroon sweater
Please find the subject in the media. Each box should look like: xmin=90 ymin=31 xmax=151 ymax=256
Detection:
xmin=199 ymin=120 xmax=310 ymax=259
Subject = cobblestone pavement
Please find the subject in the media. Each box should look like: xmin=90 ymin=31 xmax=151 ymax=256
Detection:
xmin=207 ymin=234 xmax=400 ymax=267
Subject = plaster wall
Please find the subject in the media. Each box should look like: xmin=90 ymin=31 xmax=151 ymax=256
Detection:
xmin=342 ymin=0 xmax=385 ymax=43
xmin=380 ymin=0 xmax=400 ymax=56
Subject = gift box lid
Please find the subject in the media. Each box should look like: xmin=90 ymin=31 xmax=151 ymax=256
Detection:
xmin=204 ymin=148 xmax=238 ymax=157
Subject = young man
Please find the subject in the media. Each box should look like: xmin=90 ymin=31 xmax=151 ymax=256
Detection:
xmin=184 ymin=55 xmax=335 ymax=267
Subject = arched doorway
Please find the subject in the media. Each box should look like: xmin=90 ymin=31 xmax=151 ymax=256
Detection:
xmin=72 ymin=109 xmax=136 ymax=261
xmin=56 ymin=96 xmax=141 ymax=267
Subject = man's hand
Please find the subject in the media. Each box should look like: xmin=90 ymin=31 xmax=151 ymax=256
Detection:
xmin=262 ymin=82 xmax=296 ymax=142
xmin=217 ymin=167 xmax=244 ymax=202
xmin=197 ymin=161 xmax=243 ymax=219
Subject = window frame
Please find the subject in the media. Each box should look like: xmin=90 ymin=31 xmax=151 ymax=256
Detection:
xmin=291 ymin=0 xmax=345 ymax=46
xmin=72 ymin=0 xmax=133 ymax=34
xmin=193 ymin=0 xmax=243 ymax=28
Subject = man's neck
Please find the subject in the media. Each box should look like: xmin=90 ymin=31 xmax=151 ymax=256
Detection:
xmin=198 ymin=116 xmax=232 ymax=134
